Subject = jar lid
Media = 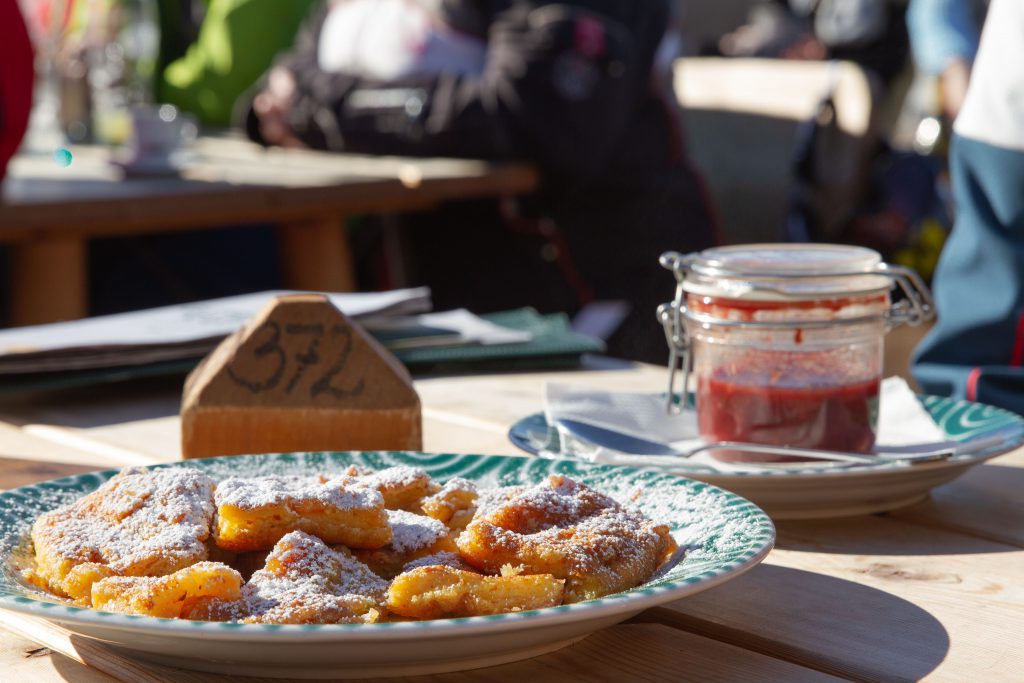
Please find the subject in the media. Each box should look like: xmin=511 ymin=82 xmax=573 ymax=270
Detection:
xmin=682 ymin=243 xmax=893 ymax=299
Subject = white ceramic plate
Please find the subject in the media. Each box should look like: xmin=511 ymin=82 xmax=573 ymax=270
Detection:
xmin=509 ymin=395 xmax=1024 ymax=519
xmin=0 ymin=451 xmax=774 ymax=679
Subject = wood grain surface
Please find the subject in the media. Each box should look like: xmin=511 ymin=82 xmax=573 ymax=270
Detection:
xmin=0 ymin=137 xmax=538 ymax=325
xmin=0 ymin=363 xmax=1020 ymax=681
xmin=0 ymin=138 xmax=539 ymax=239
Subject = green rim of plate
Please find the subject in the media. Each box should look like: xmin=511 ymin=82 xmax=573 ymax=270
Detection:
xmin=510 ymin=394 xmax=1024 ymax=477
xmin=0 ymin=451 xmax=775 ymax=635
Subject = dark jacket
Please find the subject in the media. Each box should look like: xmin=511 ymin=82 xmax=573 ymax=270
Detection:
xmin=245 ymin=0 xmax=717 ymax=362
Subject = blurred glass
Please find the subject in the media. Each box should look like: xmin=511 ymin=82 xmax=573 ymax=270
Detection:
xmin=17 ymin=0 xmax=162 ymax=150
xmin=88 ymin=0 xmax=161 ymax=145
xmin=18 ymin=0 xmax=73 ymax=153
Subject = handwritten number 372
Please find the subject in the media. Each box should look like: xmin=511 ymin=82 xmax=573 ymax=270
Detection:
xmin=226 ymin=321 xmax=365 ymax=398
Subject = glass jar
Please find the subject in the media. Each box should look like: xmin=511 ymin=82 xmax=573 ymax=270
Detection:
xmin=658 ymin=244 xmax=935 ymax=459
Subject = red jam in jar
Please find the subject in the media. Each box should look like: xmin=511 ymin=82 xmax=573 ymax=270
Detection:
xmin=697 ymin=375 xmax=880 ymax=454
xmin=678 ymin=245 xmax=894 ymax=460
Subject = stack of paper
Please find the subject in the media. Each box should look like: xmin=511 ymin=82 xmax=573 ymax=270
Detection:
xmin=0 ymin=291 xmax=603 ymax=392
xmin=0 ymin=289 xmax=433 ymax=374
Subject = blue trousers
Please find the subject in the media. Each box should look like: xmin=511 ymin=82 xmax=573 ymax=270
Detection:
xmin=912 ymin=134 xmax=1024 ymax=415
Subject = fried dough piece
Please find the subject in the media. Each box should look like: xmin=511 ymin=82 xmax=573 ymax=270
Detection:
xmin=240 ymin=530 xmax=388 ymax=624
xmin=213 ymin=475 xmax=389 ymax=552
xmin=91 ymin=561 xmax=242 ymax=619
xmin=357 ymin=466 xmax=440 ymax=511
xmin=29 ymin=467 xmax=216 ymax=603
xmin=473 ymin=485 xmax=525 ymax=516
xmin=353 ymin=510 xmax=456 ymax=578
xmin=387 ymin=565 xmax=564 ymax=619
xmin=420 ymin=478 xmax=478 ymax=531
xmin=457 ymin=476 xmax=676 ymax=603
xmin=401 ymin=551 xmax=473 ymax=573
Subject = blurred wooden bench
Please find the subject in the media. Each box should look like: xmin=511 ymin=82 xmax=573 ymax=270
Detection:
xmin=0 ymin=136 xmax=538 ymax=326
xmin=674 ymin=57 xmax=878 ymax=244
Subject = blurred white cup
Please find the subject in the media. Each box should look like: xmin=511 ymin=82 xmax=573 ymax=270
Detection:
xmin=123 ymin=103 xmax=197 ymax=166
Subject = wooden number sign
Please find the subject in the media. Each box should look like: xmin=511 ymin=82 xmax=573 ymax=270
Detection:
xmin=181 ymin=294 xmax=422 ymax=459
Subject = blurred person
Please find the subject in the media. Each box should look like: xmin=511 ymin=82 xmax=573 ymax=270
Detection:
xmin=718 ymin=0 xmax=910 ymax=88
xmin=156 ymin=0 xmax=319 ymax=126
xmin=243 ymin=0 xmax=718 ymax=363
xmin=906 ymin=0 xmax=987 ymax=121
xmin=73 ymin=1 xmax=307 ymax=317
xmin=0 ymin=0 xmax=34 ymax=180
xmin=912 ymin=0 xmax=1024 ymax=414
xmin=0 ymin=0 xmax=34 ymax=326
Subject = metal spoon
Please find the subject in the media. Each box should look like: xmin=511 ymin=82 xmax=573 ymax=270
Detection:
xmin=555 ymin=419 xmax=960 ymax=466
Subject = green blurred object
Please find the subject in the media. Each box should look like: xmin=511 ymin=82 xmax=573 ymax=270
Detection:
xmin=158 ymin=0 xmax=318 ymax=126
xmin=394 ymin=309 xmax=606 ymax=373
xmin=894 ymin=217 xmax=949 ymax=282
xmin=52 ymin=148 xmax=74 ymax=168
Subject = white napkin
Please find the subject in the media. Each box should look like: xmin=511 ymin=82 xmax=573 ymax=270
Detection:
xmin=542 ymin=377 xmax=946 ymax=468
xmin=875 ymin=376 xmax=947 ymax=445
xmin=543 ymin=383 xmax=697 ymax=444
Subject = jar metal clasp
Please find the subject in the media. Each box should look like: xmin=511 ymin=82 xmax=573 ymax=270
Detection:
xmin=656 ymin=250 xmax=936 ymax=416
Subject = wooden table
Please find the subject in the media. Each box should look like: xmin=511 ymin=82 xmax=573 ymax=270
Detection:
xmin=0 ymin=362 xmax=1021 ymax=682
xmin=0 ymin=137 xmax=538 ymax=326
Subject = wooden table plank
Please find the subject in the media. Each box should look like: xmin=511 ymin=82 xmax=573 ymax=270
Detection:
xmin=658 ymin=515 xmax=1024 ymax=683
xmin=415 ymin=362 xmax=669 ymax=428
xmin=277 ymin=215 xmax=356 ymax=293
xmin=0 ymin=614 xmax=844 ymax=683
xmin=0 ymin=631 xmax=116 ymax=683
xmin=422 ymin=413 xmax=523 ymax=457
xmin=885 ymin=448 xmax=1024 ymax=548
xmin=0 ymin=376 xmax=184 ymax=464
xmin=0 ymin=365 xmax=666 ymax=467
xmin=0 ymin=421 xmax=105 ymax=465
xmin=3 ymin=363 xmax=1023 ymax=545
xmin=0 ymin=138 xmax=538 ymax=325
xmin=1 ymin=363 xmax=1022 ymax=682
xmin=9 ymin=236 xmax=89 ymax=325
xmin=0 ymin=456 xmax=99 ymax=490
xmin=0 ymin=141 xmax=539 ymax=239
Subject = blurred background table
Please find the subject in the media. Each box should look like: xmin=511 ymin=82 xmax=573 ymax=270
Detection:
xmin=0 ymin=136 xmax=538 ymax=326
xmin=0 ymin=359 xmax=1020 ymax=681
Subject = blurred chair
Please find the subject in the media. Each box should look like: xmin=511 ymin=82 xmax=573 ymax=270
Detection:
xmin=674 ymin=57 xmax=879 ymax=244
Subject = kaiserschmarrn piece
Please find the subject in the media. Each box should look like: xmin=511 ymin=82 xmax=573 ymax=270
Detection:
xmin=213 ymin=475 xmax=390 ymax=552
xmin=240 ymin=530 xmax=388 ymax=624
xmin=25 ymin=467 xmax=678 ymax=624
xmin=91 ymin=561 xmax=242 ymax=619
xmin=401 ymin=550 xmax=473 ymax=573
xmin=420 ymin=477 xmax=478 ymax=530
xmin=353 ymin=510 xmax=456 ymax=578
xmin=387 ymin=565 xmax=564 ymax=619
xmin=456 ymin=475 xmax=677 ymax=602
xmin=356 ymin=466 xmax=440 ymax=511
xmin=28 ymin=467 xmax=216 ymax=602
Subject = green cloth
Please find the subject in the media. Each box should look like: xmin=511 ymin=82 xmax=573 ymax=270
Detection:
xmin=158 ymin=0 xmax=317 ymax=126
xmin=393 ymin=309 xmax=606 ymax=373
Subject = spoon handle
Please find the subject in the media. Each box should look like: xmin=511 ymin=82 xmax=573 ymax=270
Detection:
xmin=687 ymin=441 xmax=954 ymax=465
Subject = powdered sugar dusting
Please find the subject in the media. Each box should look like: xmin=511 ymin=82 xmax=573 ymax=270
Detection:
xmin=483 ymin=476 xmax=618 ymax=534
xmin=359 ymin=466 xmax=427 ymax=490
xmin=215 ymin=475 xmax=382 ymax=511
xmin=402 ymin=551 xmax=470 ymax=572
xmin=4 ymin=452 xmax=773 ymax=624
xmin=459 ymin=475 xmax=677 ymax=600
xmin=474 ymin=485 xmax=524 ymax=516
xmin=432 ymin=478 xmax=475 ymax=496
xmin=385 ymin=510 xmax=448 ymax=553
xmin=31 ymin=467 xmax=215 ymax=582
xmin=242 ymin=531 xmax=387 ymax=624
